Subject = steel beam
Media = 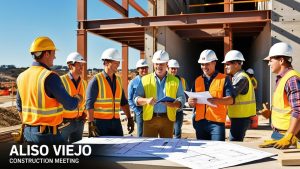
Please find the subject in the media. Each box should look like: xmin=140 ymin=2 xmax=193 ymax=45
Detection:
xmin=129 ymin=0 xmax=148 ymax=16
xmin=100 ymin=0 xmax=128 ymax=17
xmin=121 ymin=0 xmax=129 ymax=97
xmin=77 ymin=0 xmax=87 ymax=80
xmin=81 ymin=11 xmax=270 ymax=30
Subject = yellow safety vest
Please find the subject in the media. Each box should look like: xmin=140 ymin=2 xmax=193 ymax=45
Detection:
xmin=17 ymin=66 xmax=63 ymax=126
xmin=60 ymin=74 xmax=87 ymax=118
xmin=251 ymin=77 xmax=258 ymax=89
xmin=141 ymin=73 xmax=179 ymax=121
xmin=272 ymin=70 xmax=300 ymax=130
xmin=181 ymin=77 xmax=187 ymax=91
xmin=228 ymin=71 xmax=256 ymax=118
xmin=94 ymin=72 xmax=122 ymax=119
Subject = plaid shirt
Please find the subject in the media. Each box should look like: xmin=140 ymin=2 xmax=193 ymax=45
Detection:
xmin=275 ymin=68 xmax=300 ymax=119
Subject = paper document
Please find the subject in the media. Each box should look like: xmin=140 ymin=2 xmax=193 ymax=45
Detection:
xmin=184 ymin=91 xmax=217 ymax=107
xmin=156 ymin=96 xmax=175 ymax=104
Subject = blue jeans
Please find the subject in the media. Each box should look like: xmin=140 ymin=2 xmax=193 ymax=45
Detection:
xmin=192 ymin=114 xmax=225 ymax=141
xmin=60 ymin=119 xmax=84 ymax=144
xmin=229 ymin=117 xmax=251 ymax=141
xmin=95 ymin=118 xmax=123 ymax=136
xmin=134 ymin=113 xmax=143 ymax=137
xmin=174 ymin=110 xmax=184 ymax=138
xmin=24 ymin=125 xmax=65 ymax=144
xmin=271 ymin=130 xmax=284 ymax=140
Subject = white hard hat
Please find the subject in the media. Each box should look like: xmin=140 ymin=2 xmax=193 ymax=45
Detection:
xmin=136 ymin=59 xmax=148 ymax=68
xmin=152 ymin=50 xmax=169 ymax=63
xmin=168 ymin=59 xmax=180 ymax=68
xmin=264 ymin=42 xmax=293 ymax=61
xmin=198 ymin=49 xmax=218 ymax=63
xmin=101 ymin=48 xmax=122 ymax=62
xmin=66 ymin=52 xmax=86 ymax=64
xmin=222 ymin=50 xmax=245 ymax=63
xmin=246 ymin=68 xmax=254 ymax=75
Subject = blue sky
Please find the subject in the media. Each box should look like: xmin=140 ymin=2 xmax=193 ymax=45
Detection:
xmin=0 ymin=0 xmax=146 ymax=69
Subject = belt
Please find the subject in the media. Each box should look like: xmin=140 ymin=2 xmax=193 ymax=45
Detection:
xmin=273 ymin=127 xmax=286 ymax=134
xmin=153 ymin=112 xmax=168 ymax=117
xmin=25 ymin=125 xmax=58 ymax=135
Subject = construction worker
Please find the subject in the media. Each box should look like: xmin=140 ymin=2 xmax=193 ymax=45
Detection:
xmin=259 ymin=42 xmax=300 ymax=149
xmin=16 ymin=36 xmax=81 ymax=144
xmin=222 ymin=50 xmax=256 ymax=141
xmin=168 ymin=59 xmax=188 ymax=139
xmin=134 ymin=50 xmax=185 ymax=138
xmin=86 ymin=48 xmax=134 ymax=136
xmin=246 ymin=68 xmax=258 ymax=90
xmin=60 ymin=52 xmax=87 ymax=143
xmin=128 ymin=59 xmax=149 ymax=137
xmin=188 ymin=49 xmax=233 ymax=141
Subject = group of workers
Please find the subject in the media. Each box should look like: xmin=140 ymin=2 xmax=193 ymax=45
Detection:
xmin=15 ymin=36 xmax=300 ymax=150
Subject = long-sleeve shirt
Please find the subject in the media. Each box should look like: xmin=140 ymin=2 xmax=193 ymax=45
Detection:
xmin=134 ymin=72 xmax=186 ymax=113
xmin=190 ymin=71 xmax=233 ymax=97
xmin=128 ymin=75 xmax=143 ymax=115
xmin=276 ymin=68 xmax=300 ymax=119
xmin=16 ymin=62 xmax=79 ymax=112
xmin=85 ymin=71 xmax=128 ymax=110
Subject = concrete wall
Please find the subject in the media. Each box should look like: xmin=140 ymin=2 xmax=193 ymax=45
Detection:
xmin=270 ymin=0 xmax=300 ymax=104
xmin=249 ymin=24 xmax=271 ymax=108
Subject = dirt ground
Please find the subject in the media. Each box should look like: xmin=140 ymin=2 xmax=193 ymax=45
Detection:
xmin=0 ymin=106 xmax=21 ymax=127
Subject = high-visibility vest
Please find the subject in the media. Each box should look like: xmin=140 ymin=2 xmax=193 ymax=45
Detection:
xmin=180 ymin=77 xmax=187 ymax=91
xmin=251 ymin=77 xmax=258 ymax=89
xmin=195 ymin=73 xmax=227 ymax=122
xmin=94 ymin=72 xmax=122 ymax=119
xmin=142 ymin=73 xmax=179 ymax=121
xmin=272 ymin=70 xmax=300 ymax=130
xmin=17 ymin=66 xmax=63 ymax=126
xmin=228 ymin=71 xmax=256 ymax=118
xmin=60 ymin=74 xmax=87 ymax=119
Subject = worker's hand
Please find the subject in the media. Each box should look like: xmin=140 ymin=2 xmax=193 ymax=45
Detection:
xmin=162 ymin=100 xmax=180 ymax=108
xmin=207 ymin=98 xmax=218 ymax=106
xmin=259 ymin=139 xmax=277 ymax=148
xmin=73 ymin=94 xmax=83 ymax=105
xmin=146 ymin=97 xmax=157 ymax=105
xmin=188 ymin=97 xmax=197 ymax=108
xmin=273 ymin=132 xmax=298 ymax=149
xmin=258 ymin=102 xmax=271 ymax=119
xmin=88 ymin=121 xmax=100 ymax=137
xmin=127 ymin=117 xmax=134 ymax=134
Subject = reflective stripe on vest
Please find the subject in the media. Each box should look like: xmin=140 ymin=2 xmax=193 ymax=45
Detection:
xmin=195 ymin=73 xmax=227 ymax=122
xmin=17 ymin=66 xmax=63 ymax=126
xmin=181 ymin=77 xmax=187 ymax=91
xmin=272 ymin=70 xmax=300 ymax=130
xmin=228 ymin=71 xmax=256 ymax=118
xmin=94 ymin=72 xmax=122 ymax=119
xmin=142 ymin=73 xmax=179 ymax=122
xmin=60 ymin=74 xmax=87 ymax=118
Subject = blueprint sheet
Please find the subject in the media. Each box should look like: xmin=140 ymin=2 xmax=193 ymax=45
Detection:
xmin=75 ymin=137 xmax=274 ymax=169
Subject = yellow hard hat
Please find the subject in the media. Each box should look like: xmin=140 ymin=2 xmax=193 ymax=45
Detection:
xmin=29 ymin=36 xmax=56 ymax=53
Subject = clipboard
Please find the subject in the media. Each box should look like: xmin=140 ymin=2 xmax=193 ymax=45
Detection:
xmin=156 ymin=96 xmax=175 ymax=104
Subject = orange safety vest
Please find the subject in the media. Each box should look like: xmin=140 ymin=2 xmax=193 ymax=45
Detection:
xmin=60 ymin=74 xmax=87 ymax=119
xmin=94 ymin=72 xmax=122 ymax=119
xmin=195 ymin=73 xmax=227 ymax=123
xmin=17 ymin=66 xmax=63 ymax=126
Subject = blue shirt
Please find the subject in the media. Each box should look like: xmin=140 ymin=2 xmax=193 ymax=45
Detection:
xmin=190 ymin=71 xmax=233 ymax=97
xmin=128 ymin=75 xmax=143 ymax=115
xmin=134 ymin=72 xmax=186 ymax=113
xmin=16 ymin=62 xmax=79 ymax=112
xmin=85 ymin=71 xmax=128 ymax=110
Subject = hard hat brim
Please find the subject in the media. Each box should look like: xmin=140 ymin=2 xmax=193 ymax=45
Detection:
xmin=152 ymin=60 xmax=168 ymax=64
xmin=198 ymin=60 xmax=216 ymax=64
xmin=263 ymin=56 xmax=271 ymax=61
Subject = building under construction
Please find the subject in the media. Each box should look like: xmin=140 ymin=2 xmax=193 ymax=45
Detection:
xmin=77 ymin=0 xmax=300 ymax=107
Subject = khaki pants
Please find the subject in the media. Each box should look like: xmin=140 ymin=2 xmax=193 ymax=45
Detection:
xmin=143 ymin=116 xmax=174 ymax=138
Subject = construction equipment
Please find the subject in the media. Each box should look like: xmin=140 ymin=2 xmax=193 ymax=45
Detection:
xmin=11 ymin=124 xmax=25 ymax=143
